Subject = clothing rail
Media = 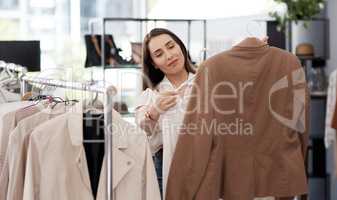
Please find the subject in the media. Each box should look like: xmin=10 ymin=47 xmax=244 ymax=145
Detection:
xmin=20 ymin=76 xmax=116 ymax=95
xmin=21 ymin=76 xmax=117 ymax=200
xmin=0 ymin=60 xmax=28 ymax=74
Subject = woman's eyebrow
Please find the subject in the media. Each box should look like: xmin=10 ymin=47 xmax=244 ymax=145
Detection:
xmin=153 ymin=48 xmax=162 ymax=54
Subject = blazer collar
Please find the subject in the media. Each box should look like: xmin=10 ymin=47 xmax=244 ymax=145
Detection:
xmin=233 ymin=37 xmax=269 ymax=49
xmin=67 ymin=101 xmax=129 ymax=149
xmin=96 ymin=149 xmax=135 ymax=199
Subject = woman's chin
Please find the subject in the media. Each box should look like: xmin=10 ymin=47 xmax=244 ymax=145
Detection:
xmin=165 ymin=66 xmax=184 ymax=75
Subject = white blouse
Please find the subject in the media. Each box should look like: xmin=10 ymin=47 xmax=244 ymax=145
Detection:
xmin=135 ymin=73 xmax=195 ymax=198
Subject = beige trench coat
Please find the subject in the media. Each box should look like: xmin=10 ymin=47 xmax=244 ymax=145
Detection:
xmin=23 ymin=103 xmax=161 ymax=200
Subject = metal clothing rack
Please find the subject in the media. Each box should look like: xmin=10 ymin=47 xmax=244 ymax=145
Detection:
xmin=0 ymin=60 xmax=116 ymax=200
xmin=21 ymin=75 xmax=117 ymax=200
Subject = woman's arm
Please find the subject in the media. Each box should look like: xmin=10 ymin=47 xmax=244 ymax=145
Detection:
xmin=135 ymin=105 xmax=160 ymax=136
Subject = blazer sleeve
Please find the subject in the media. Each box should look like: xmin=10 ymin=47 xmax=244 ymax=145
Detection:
xmin=290 ymin=56 xmax=310 ymax=160
xmin=23 ymin=131 xmax=41 ymax=200
xmin=166 ymin=64 xmax=215 ymax=200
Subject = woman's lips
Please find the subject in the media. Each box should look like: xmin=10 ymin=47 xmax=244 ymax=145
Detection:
xmin=168 ymin=59 xmax=179 ymax=67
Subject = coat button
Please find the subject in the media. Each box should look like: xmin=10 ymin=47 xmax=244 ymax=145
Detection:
xmin=127 ymin=161 xmax=132 ymax=166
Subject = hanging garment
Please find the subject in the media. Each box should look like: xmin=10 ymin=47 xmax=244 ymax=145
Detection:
xmin=326 ymin=70 xmax=337 ymax=176
xmin=0 ymin=102 xmax=41 ymax=173
xmin=23 ymin=102 xmax=160 ymax=200
xmin=325 ymin=70 xmax=337 ymax=147
xmin=0 ymin=101 xmax=33 ymax=151
xmin=0 ymin=101 xmax=34 ymax=191
xmin=166 ymin=38 xmax=310 ymax=200
xmin=0 ymin=88 xmax=20 ymax=103
xmin=0 ymin=102 xmax=45 ymax=200
xmin=4 ymin=104 xmax=68 ymax=200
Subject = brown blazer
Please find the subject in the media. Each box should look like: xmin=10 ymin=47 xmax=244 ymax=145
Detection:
xmin=166 ymin=38 xmax=310 ymax=200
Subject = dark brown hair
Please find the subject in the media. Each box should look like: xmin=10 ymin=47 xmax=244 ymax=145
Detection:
xmin=142 ymin=28 xmax=196 ymax=90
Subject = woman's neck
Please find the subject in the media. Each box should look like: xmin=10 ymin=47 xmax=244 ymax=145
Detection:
xmin=166 ymin=70 xmax=189 ymax=88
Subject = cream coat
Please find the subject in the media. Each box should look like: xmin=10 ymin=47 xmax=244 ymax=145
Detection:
xmin=23 ymin=103 xmax=161 ymax=200
xmin=0 ymin=102 xmax=41 ymax=200
xmin=5 ymin=104 xmax=67 ymax=200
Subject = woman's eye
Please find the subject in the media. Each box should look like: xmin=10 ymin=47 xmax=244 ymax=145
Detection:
xmin=168 ymin=44 xmax=175 ymax=49
xmin=155 ymin=53 xmax=162 ymax=57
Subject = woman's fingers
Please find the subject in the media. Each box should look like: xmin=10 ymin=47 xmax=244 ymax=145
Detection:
xmin=164 ymin=99 xmax=178 ymax=110
xmin=165 ymin=101 xmax=178 ymax=109
xmin=163 ymin=96 xmax=177 ymax=105
xmin=161 ymin=90 xmax=178 ymax=96
xmin=155 ymin=91 xmax=181 ymax=113
xmin=161 ymin=96 xmax=178 ymax=110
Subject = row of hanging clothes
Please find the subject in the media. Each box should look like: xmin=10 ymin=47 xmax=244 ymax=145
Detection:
xmin=0 ymin=62 xmax=161 ymax=200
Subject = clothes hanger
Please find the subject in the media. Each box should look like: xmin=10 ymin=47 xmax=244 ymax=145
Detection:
xmin=0 ymin=66 xmax=14 ymax=86
xmin=83 ymin=87 xmax=104 ymax=115
xmin=6 ymin=68 xmax=20 ymax=90
xmin=0 ymin=67 xmax=10 ymax=82
xmin=245 ymin=20 xmax=264 ymax=38
xmin=0 ymin=87 xmax=7 ymax=101
xmin=82 ymin=91 xmax=105 ymax=144
xmin=83 ymin=98 xmax=104 ymax=115
xmin=244 ymin=20 xmax=269 ymax=46
xmin=50 ymin=97 xmax=79 ymax=109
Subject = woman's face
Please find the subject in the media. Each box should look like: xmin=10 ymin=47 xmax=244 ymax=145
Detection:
xmin=148 ymin=34 xmax=185 ymax=76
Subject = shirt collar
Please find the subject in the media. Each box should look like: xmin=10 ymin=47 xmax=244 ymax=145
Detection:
xmin=158 ymin=72 xmax=195 ymax=91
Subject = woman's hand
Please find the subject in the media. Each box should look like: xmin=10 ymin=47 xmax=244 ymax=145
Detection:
xmin=148 ymin=91 xmax=178 ymax=120
xmin=261 ymin=36 xmax=269 ymax=44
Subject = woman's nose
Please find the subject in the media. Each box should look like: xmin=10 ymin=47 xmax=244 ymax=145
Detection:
xmin=167 ymin=52 xmax=173 ymax=60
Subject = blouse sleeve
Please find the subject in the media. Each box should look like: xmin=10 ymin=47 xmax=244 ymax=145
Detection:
xmin=134 ymin=88 xmax=163 ymax=155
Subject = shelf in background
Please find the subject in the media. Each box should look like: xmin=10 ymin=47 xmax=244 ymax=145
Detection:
xmin=311 ymin=91 xmax=327 ymax=98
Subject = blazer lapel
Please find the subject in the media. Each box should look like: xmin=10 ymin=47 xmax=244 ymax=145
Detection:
xmin=67 ymin=102 xmax=93 ymax=196
xmin=96 ymin=110 xmax=137 ymax=200
xmin=76 ymin=147 xmax=93 ymax=194
xmin=96 ymin=148 xmax=135 ymax=200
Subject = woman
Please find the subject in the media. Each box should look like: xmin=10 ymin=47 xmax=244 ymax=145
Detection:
xmin=135 ymin=28 xmax=269 ymax=199
xmin=135 ymin=28 xmax=196 ymax=199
